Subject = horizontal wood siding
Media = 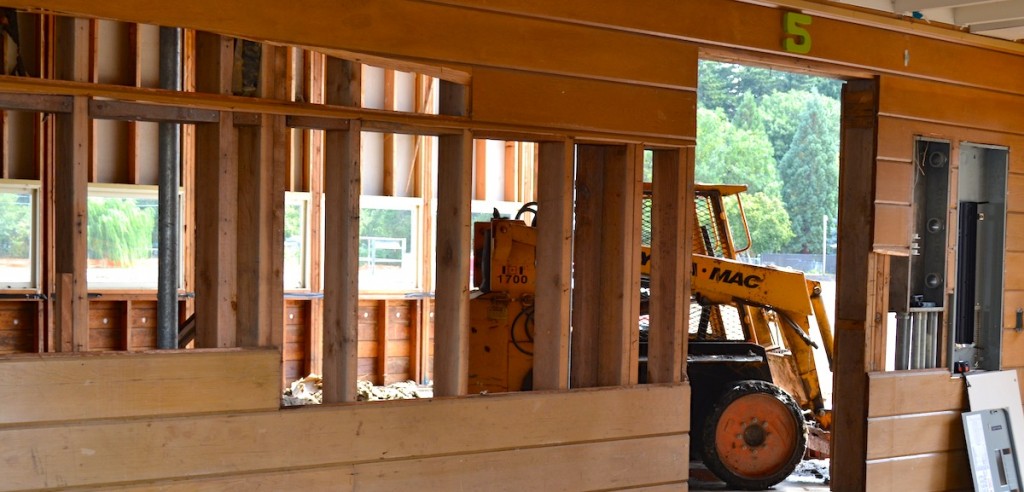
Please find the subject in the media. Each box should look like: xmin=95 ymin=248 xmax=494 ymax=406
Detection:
xmin=0 ymin=348 xmax=281 ymax=425
xmin=283 ymin=299 xmax=309 ymax=383
xmin=471 ymin=67 xmax=697 ymax=140
xmin=866 ymin=371 xmax=969 ymax=491
xmin=0 ymin=356 xmax=690 ymax=491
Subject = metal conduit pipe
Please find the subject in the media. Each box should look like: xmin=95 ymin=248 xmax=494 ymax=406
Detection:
xmin=157 ymin=27 xmax=182 ymax=350
xmin=911 ymin=313 xmax=925 ymax=369
xmin=895 ymin=313 xmax=911 ymax=370
xmin=924 ymin=312 xmax=937 ymax=368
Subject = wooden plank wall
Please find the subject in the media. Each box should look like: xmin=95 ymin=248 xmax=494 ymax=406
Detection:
xmin=865 ymin=371 xmax=970 ymax=491
xmin=859 ymin=75 xmax=1024 ymax=490
xmin=0 ymin=349 xmax=690 ymax=491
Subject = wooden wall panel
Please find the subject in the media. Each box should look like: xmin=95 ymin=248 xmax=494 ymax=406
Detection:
xmin=867 ymin=370 xmax=967 ymax=418
xmin=874 ymin=159 xmax=913 ymax=205
xmin=87 ymin=300 xmax=125 ymax=351
xmin=0 ymin=349 xmax=280 ymax=425
xmin=283 ymin=299 xmax=309 ymax=383
xmin=472 ymin=68 xmax=697 ymax=140
xmin=129 ymin=300 xmax=157 ymax=351
xmin=873 ymin=204 xmax=911 ymax=252
xmin=865 ymin=451 xmax=972 ymax=492
xmin=0 ymin=383 xmax=689 ymax=490
xmin=880 ymin=76 xmax=1024 ymax=135
xmin=0 ymin=302 xmax=36 ymax=354
xmin=866 ymin=411 xmax=964 ymax=460
xmin=108 ymin=435 xmax=688 ymax=491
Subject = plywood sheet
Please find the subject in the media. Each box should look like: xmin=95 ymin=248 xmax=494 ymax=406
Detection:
xmin=0 ymin=349 xmax=281 ymax=425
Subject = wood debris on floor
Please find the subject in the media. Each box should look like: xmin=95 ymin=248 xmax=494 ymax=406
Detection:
xmin=282 ymin=374 xmax=433 ymax=405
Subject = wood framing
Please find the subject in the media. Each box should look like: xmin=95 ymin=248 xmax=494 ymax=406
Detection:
xmin=322 ymin=57 xmax=361 ymax=403
xmin=532 ymin=139 xmax=573 ymax=391
xmin=571 ymin=144 xmax=643 ymax=387
xmin=831 ymin=78 xmax=880 ymax=491
xmin=647 ymin=147 xmax=694 ymax=384
xmin=193 ymin=32 xmax=237 ymax=348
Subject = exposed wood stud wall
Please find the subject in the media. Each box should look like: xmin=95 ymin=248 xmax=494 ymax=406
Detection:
xmin=322 ymin=56 xmax=361 ymax=403
xmin=571 ymin=144 xmax=643 ymax=387
xmin=53 ymin=16 xmax=90 ymax=352
xmin=433 ymin=81 xmax=471 ymax=397
xmin=193 ymin=32 xmax=237 ymax=348
xmin=647 ymin=147 xmax=694 ymax=384
xmin=532 ymin=139 xmax=573 ymax=390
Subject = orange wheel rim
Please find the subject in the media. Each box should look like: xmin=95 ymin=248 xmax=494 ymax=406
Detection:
xmin=713 ymin=393 xmax=799 ymax=478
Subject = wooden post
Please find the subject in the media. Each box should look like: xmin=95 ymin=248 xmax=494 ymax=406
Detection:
xmin=433 ymin=80 xmax=471 ymax=397
xmin=193 ymin=32 xmax=237 ymax=348
xmin=235 ymin=43 xmax=286 ymax=350
xmin=305 ymin=49 xmax=325 ymax=378
xmin=532 ymin=139 xmax=573 ymax=391
xmin=571 ymin=144 xmax=643 ymax=387
xmin=570 ymin=145 xmax=605 ymax=388
xmin=647 ymin=147 xmax=693 ymax=384
xmin=414 ymin=74 xmax=434 ymax=384
xmin=54 ymin=16 xmax=89 ymax=352
xmin=831 ymin=78 xmax=880 ymax=491
xmin=322 ymin=56 xmax=361 ymax=403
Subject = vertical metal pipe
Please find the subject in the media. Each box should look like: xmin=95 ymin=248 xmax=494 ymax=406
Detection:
xmin=157 ymin=27 xmax=183 ymax=349
xmin=911 ymin=312 xmax=925 ymax=369
xmin=895 ymin=313 xmax=911 ymax=370
xmin=925 ymin=312 xmax=938 ymax=368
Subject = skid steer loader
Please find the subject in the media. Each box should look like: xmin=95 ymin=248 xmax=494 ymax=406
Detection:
xmin=467 ymin=184 xmax=834 ymax=490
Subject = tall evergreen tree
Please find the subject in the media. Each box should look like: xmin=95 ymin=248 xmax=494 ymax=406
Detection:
xmin=777 ymin=98 xmax=839 ymax=253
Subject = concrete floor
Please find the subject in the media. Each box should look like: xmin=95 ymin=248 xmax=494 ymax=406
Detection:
xmin=689 ymin=460 xmax=830 ymax=491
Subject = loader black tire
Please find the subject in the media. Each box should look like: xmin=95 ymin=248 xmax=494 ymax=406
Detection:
xmin=701 ymin=380 xmax=806 ymax=490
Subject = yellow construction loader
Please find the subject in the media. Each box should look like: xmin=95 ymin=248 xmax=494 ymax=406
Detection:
xmin=468 ymin=184 xmax=835 ymax=490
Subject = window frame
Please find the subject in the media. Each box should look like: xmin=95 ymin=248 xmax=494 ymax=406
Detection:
xmin=0 ymin=179 xmax=40 ymax=290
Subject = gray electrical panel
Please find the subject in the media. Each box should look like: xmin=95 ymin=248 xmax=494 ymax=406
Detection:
xmin=963 ymin=408 xmax=1021 ymax=492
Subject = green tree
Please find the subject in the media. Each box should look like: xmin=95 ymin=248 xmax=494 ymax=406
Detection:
xmin=696 ymin=108 xmax=792 ymax=253
xmin=696 ymin=108 xmax=780 ymax=197
xmin=762 ymin=90 xmax=840 ymax=164
xmin=731 ymin=192 xmax=795 ymax=255
xmin=777 ymin=98 xmax=839 ymax=253
xmin=88 ymin=198 xmax=156 ymax=266
xmin=0 ymin=193 xmax=31 ymax=258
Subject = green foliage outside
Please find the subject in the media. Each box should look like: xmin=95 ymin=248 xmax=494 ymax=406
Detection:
xmin=360 ymin=208 xmax=412 ymax=261
xmin=697 ymin=60 xmax=841 ymax=255
xmin=87 ymin=197 xmax=157 ymax=267
xmin=0 ymin=192 xmax=31 ymax=259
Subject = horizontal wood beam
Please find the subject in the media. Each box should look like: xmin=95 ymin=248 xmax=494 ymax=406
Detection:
xmin=89 ymin=99 xmax=219 ymax=123
xmin=286 ymin=115 xmax=350 ymax=131
xmin=0 ymin=75 xmax=689 ymax=146
xmin=0 ymin=93 xmax=72 ymax=113
xmin=0 ymin=349 xmax=280 ymax=424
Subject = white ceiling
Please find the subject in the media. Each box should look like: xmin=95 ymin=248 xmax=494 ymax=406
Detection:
xmin=837 ymin=0 xmax=1024 ymax=41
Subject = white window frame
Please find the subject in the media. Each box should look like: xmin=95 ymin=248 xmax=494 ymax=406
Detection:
xmin=86 ymin=183 xmax=184 ymax=290
xmin=0 ymin=179 xmax=40 ymax=290
xmin=284 ymin=191 xmax=311 ymax=291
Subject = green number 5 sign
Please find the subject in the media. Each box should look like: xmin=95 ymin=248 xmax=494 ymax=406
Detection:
xmin=783 ymin=12 xmax=812 ymax=54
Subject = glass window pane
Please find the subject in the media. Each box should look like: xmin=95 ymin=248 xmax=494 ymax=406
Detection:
xmin=0 ymin=190 xmax=33 ymax=287
xmin=284 ymin=197 xmax=308 ymax=289
xmin=87 ymin=195 xmax=158 ymax=287
xmin=359 ymin=205 xmax=417 ymax=290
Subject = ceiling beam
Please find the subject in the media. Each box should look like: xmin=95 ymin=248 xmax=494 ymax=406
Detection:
xmin=893 ymin=0 xmax=996 ymax=11
xmin=969 ymin=16 xmax=1024 ymax=30
xmin=955 ymin=0 xmax=1024 ymax=25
